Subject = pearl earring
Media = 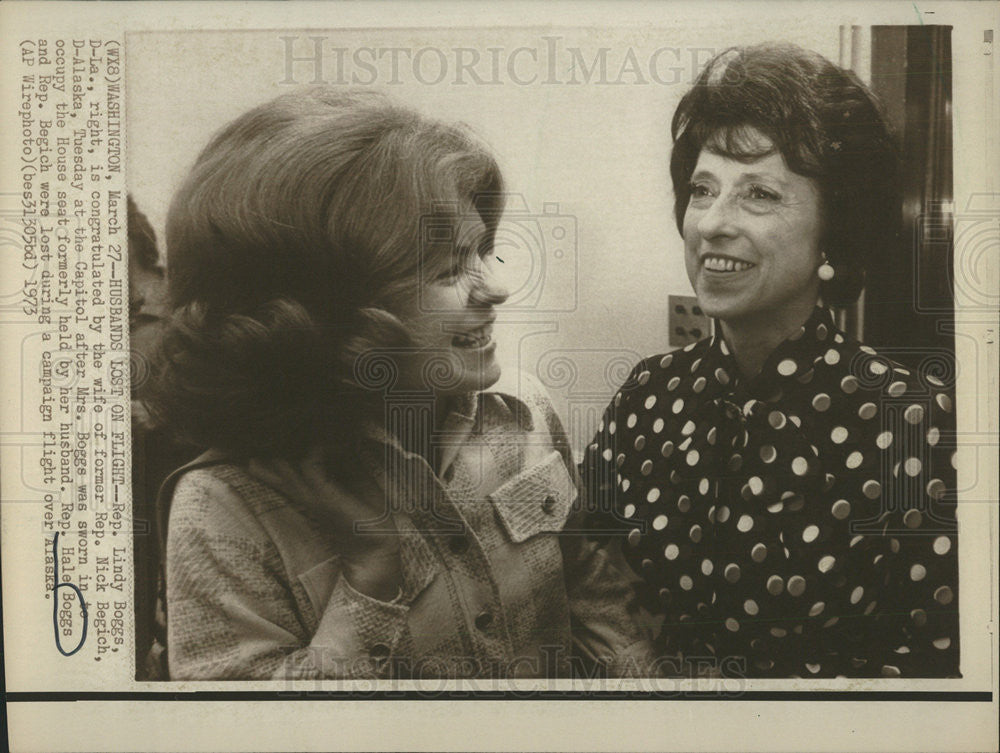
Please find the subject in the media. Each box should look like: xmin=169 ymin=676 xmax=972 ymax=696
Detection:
xmin=818 ymin=257 xmax=835 ymax=282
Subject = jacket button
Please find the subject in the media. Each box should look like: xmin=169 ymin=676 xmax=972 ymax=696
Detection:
xmin=369 ymin=643 xmax=391 ymax=660
xmin=448 ymin=534 xmax=470 ymax=554
xmin=541 ymin=495 xmax=557 ymax=514
xmin=474 ymin=610 xmax=494 ymax=631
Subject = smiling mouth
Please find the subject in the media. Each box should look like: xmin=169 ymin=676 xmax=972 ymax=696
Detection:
xmin=450 ymin=322 xmax=494 ymax=349
xmin=702 ymin=254 xmax=756 ymax=273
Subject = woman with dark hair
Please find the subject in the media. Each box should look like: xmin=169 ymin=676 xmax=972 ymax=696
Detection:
xmin=582 ymin=44 xmax=959 ymax=678
xmin=150 ymin=88 xmax=653 ymax=680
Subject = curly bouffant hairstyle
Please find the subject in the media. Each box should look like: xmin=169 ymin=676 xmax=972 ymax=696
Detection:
xmin=670 ymin=43 xmax=901 ymax=305
xmin=145 ymin=87 xmax=504 ymax=459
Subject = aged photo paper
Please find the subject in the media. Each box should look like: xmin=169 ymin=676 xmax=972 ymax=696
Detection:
xmin=1 ymin=1 xmax=998 ymax=751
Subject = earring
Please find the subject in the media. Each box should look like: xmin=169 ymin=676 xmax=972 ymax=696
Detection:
xmin=818 ymin=256 xmax=835 ymax=282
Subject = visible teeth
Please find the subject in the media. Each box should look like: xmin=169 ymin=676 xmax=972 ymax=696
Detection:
xmin=452 ymin=324 xmax=492 ymax=348
xmin=703 ymin=256 xmax=753 ymax=272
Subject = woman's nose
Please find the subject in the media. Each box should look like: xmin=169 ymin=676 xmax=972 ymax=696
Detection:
xmin=695 ymin=191 xmax=738 ymax=238
xmin=469 ymin=261 xmax=510 ymax=306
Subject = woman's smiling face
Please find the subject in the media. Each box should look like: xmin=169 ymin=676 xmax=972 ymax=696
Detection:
xmin=393 ymin=210 xmax=509 ymax=396
xmin=683 ymin=129 xmax=824 ymax=332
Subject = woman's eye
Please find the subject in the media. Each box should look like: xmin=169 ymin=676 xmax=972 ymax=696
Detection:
xmin=746 ymin=184 xmax=780 ymax=202
xmin=689 ymin=182 xmax=713 ymax=198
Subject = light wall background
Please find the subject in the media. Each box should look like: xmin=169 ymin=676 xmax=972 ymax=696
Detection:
xmin=127 ymin=25 xmax=841 ymax=453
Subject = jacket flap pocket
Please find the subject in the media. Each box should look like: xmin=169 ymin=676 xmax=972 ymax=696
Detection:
xmin=489 ymin=450 xmax=577 ymax=543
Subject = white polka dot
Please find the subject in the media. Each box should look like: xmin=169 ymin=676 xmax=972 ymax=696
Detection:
xmin=640 ymin=459 xmax=653 ymax=475
xmin=818 ymin=555 xmax=836 ymax=573
xmin=910 ymin=563 xmax=926 ymax=581
xmin=903 ymin=509 xmax=923 ymax=528
xmin=904 ymin=457 xmax=922 ymax=477
xmin=659 ymin=354 xmax=673 ymax=369
xmin=681 ymin=420 xmax=696 ymax=436
xmin=627 ymin=529 xmax=641 ymax=546
xmin=644 ymin=395 xmax=657 ymax=410
xmin=637 ymin=370 xmax=651 ymax=385
xmin=725 ymin=617 xmax=740 ymax=632
xmin=667 ymin=376 xmax=681 ymax=391
xmin=661 ymin=441 xmax=674 ymax=458
xmin=777 ymin=358 xmax=797 ymax=376
xmin=802 ymin=525 xmax=820 ymax=543
xmin=679 ymin=575 xmax=693 ymax=590
xmin=831 ymin=426 xmax=849 ymax=444
xmin=869 ymin=360 xmax=888 ymax=376
xmin=888 ymin=380 xmax=907 ymax=397
xmin=689 ymin=524 xmax=702 ymax=543
xmin=725 ymin=563 xmax=741 ymax=582
xmin=927 ymin=427 xmax=940 ymax=446
xmin=693 ymin=376 xmax=707 ymax=393
xmin=751 ymin=543 xmax=767 ymax=563
xmin=664 ymin=544 xmax=679 ymax=560
xmin=715 ymin=368 xmax=730 ymax=385
xmin=621 ymin=478 xmax=630 ymax=492
xmin=831 ymin=500 xmax=851 ymax=520
xmin=935 ymin=586 xmax=954 ymax=605
xmin=933 ymin=637 xmax=952 ymax=650
xmin=690 ymin=358 xmax=702 ymax=373
xmin=841 ymin=375 xmax=859 ymax=394
xmin=812 ymin=393 xmax=831 ymax=412
xmin=846 ymin=451 xmax=863 ymax=469
xmin=701 ymin=559 xmax=713 ymax=575
xmin=677 ymin=495 xmax=691 ymax=512
xmin=736 ymin=514 xmax=754 ymax=533
xmin=904 ymin=404 xmax=925 ymax=424
xmin=766 ymin=575 xmax=784 ymax=595
xmin=646 ymin=487 xmax=661 ymax=503
xmin=652 ymin=418 xmax=664 ymax=433
xmin=936 ymin=393 xmax=953 ymax=412
xmin=770 ymin=627 xmax=787 ymax=638
xmin=627 ymin=413 xmax=637 ymax=428
xmin=746 ymin=476 xmax=764 ymax=496
xmin=789 ymin=414 xmax=802 ymax=428
xmin=623 ymin=504 xmax=636 ymax=518
xmin=933 ymin=536 xmax=951 ymax=555
xmin=863 ymin=480 xmax=881 ymax=499
xmin=881 ymin=665 xmax=901 ymax=678
xmin=876 ymin=431 xmax=893 ymax=450
xmin=607 ymin=421 xmax=615 ymax=435
xmin=792 ymin=456 xmax=809 ymax=476
xmin=759 ymin=445 xmax=777 ymax=463
xmin=858 ymin=402 xmax=877 ymax=420
xmin=850 ymin=586 xmax=864 ymax=604
xmin=652 ymin=514 xmax=668 ymax=531
xmin=602 ymin=448 xmax=613 ymax=462
xmin=633 ymin=436 xmax=645 ymax=451
xmin=686 ymin=450 xmax=700 ymax=466
xmin=672 ymin=398 xmax=684 ymax=414
xmin=719 ymin=339 xmax=730 ymax=355
xmin=767 ymin=500 xmax=784 ymax=514
xmin=809 ymin=601 xmax=826 ymax=616
xmin=788 ymin=575 xmax=806 ymax=596
xmin=744 ymin=599 xmax=759 ymax=616
xmin=769 ymin=411 xmax=787 ymax=430
xmin=824 ymin=349 xmax=841 ymax=365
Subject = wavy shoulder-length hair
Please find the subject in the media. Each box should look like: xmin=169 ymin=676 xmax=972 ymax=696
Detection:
xmin=146 ymin=87 xmax=505 ymax=459
xmin=670 ymin=43 xmax=900 ymax=306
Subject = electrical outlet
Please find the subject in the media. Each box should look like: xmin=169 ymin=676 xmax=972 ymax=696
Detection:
xmin=668 ymin=295 xmax=712 ymax=348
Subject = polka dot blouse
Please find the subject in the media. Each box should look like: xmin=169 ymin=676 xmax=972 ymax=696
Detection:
xmin=582 ymin=307 xmax=959 ymax=678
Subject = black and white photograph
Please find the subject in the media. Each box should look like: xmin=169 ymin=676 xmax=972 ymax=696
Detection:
xmin=1 ymin=2 xmax=997 ymax=751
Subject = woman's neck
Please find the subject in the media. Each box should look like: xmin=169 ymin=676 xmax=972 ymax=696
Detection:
xmin=719 ymin=299 xmax=818 ymax=380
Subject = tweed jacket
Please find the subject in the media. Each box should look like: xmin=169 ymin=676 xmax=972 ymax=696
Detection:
xmin=162 ymin=372 xmax=655 ymax=680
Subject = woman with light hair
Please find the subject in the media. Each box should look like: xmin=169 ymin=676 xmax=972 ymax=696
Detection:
xmin=149 ymin=88 xmax=654 ymax=680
